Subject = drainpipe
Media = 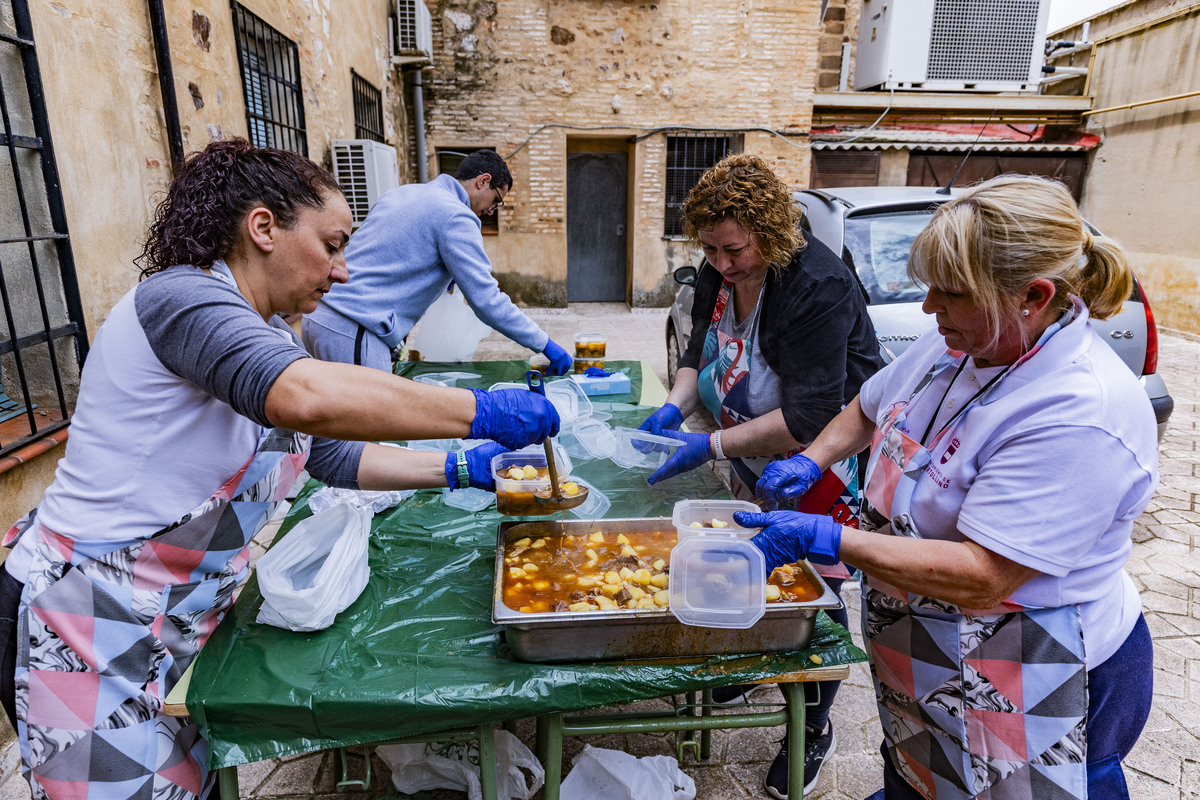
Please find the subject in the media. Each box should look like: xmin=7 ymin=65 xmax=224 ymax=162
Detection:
xmin=411 ymin=69 xmax=428 ymax=182
xmin=146 ymin=0 xmax=184 ymax=170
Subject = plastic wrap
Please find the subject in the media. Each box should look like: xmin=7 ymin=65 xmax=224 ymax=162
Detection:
xmin=187 ymin=363 xmax=865 ymax=770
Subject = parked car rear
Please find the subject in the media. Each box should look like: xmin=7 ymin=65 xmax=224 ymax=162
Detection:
xmin=665 ymin=185 xmax=1173 ymax=439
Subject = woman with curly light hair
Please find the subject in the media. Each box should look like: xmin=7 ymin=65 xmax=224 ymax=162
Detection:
xmin=637 ymin=152 xmax=885 ymax=797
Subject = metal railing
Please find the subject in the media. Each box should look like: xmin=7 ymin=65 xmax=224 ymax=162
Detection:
xmin=0 ymin=0 xmax=87 ymax=460
xmin=231 ymin=1 xmax=307 ymax=155
xmin=351 ymin=69 xmax=384 ymax=143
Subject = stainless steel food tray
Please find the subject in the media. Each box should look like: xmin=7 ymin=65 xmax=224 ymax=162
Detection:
xmin=493 ymin=518 xmax=842 ymax=663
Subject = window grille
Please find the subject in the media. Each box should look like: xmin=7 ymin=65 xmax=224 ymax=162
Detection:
xmin=351 ymin=70 xmax=385 ymax=143
xmin=664 ymin=134 xmax=735 ymax=237
xmin=0 ymin=0 xmax=88 ymax=459
xmin=436 ymin=147 xmax=502 ymax=234
xmin=231 ymin=2 xmax=307 ymax=155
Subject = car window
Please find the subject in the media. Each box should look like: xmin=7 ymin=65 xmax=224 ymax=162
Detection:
xmin=843 ymin=210 xmax=933 ymax=305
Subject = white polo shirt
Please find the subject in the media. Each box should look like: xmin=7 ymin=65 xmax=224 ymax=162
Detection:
xmin=858 ymin=305 xmax=1159 ymax=668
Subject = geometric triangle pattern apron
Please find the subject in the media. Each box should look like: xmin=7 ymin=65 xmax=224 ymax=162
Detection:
xmin=859 ymin=317 xmax=1088 ymax=800
xmin=3 ymin=426 xmax=310 ymax=800
xmin=696 ymin=279 xmax=860 ymax=577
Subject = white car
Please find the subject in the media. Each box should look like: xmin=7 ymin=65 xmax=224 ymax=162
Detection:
xmin=665 ymin=185 xmax=1173 ymax=439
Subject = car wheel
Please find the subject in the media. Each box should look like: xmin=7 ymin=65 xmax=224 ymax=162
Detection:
xmin=666 ymin=324 xmax=680 ymax=389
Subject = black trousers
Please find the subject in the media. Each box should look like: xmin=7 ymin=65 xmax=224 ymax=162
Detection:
xmin=0 ymin=566 xmax=21 ymax=730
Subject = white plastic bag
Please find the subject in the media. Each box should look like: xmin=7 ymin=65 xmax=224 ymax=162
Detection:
xmin=307 ymin=486 xmax=415 ymax=515
xmin=255 ymin=503 xmax=372 ymax=632
xmin=376 ymin=729 xmax=543 ymax=800
xmin=560 ymin=745 xmax=696 ymax=800
xmin=410 ymin=286 xmax=493 ymax=362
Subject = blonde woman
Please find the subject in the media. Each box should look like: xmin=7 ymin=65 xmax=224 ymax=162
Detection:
xmin=740 ymin=175 xmax=1157 ymax=800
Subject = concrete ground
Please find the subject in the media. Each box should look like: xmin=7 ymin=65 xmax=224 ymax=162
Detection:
xmin=2 ymin=304 xmax=1198 ymax=799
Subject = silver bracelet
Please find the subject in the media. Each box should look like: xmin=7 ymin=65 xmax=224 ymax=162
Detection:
xmin=710 ymin=430 xmax=725 ymax=460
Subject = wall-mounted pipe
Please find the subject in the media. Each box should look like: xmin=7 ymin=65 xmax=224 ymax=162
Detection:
xmin=147 ymin=0 xmax=184 ymax=170
xmin=411 ymin=69 xmax=428 ymax=182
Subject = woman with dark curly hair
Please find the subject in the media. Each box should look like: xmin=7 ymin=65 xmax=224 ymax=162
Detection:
xmin=637 ymin=153 xmax=885 ymax=797
xmin=0 ymin=138 xmax=558 ymax=800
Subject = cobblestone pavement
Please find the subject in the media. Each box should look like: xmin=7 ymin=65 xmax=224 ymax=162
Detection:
xmin=3 ymin=306 xmax=1197 ymax=800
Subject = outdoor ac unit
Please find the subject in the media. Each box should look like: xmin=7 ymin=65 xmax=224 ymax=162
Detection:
xmin=332 ymin=140 xmax=399 ymax=226
xmin=855 ymin=0 xmax=1050 ymax=92
xmin=391 ymin=0 xmax=433 ymax=66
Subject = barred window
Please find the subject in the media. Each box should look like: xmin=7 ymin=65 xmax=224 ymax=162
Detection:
xmin=664 ymin=134 xmax=735 ymax=237
xmin=232 ymin=3 xmax=307 ymax=155
xmin=0 ymin=0 xmax=87 ymax=459
xmin=351 ymin=70 xmax=385 ymax=143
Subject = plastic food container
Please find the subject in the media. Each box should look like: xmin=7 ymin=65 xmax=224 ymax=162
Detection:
xmin=491 ymin=444 xmax=574 ymax=516
xmin=609 ymin=427 xmax=683 ymax=470
xmin=441 ymin=486 xmax=496 ymax=512
xmin=573 ymin=357 xmax=606 ymax=374
xmin=558 ymin=418 xmax=616 ymax=462
xmin=668 ymin=531 xmax=767 ymax=629
xmin=488 ymin=380 xmax=592 ymax=429
xmin=573 ymin=333 xmax=607 ymax=359
xmin=405 ymin=438 xmax=488 ymax=453
xmin=672 ymin=499 xmax=760 ymax=541
xmin=528 ymin=354 xmax=550 ymax=375
xmin=413 ymin=371 xmax=481 ymax=387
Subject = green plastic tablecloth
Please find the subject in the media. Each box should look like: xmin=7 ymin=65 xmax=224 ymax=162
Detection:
xmin=187 ymin=361 xmax=867 ymax=769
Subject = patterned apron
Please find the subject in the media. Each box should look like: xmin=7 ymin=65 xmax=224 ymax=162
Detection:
xmin=859 ymin=316 xmax=1088 ymax=800
xmin=697 ymin=279 xmax=860 ymax=577
xmin=4 ymin=427 xmax=310 ymax=800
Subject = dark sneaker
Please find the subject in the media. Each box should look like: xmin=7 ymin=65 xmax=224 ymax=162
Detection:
xmin=710 ymin=682 xmax=761 ymax=705
xmin=764 ymin=723 xmax=837 ymax=800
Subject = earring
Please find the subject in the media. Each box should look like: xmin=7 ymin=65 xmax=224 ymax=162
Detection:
xmin=1022 ymin=308 xmax=1030 ymax=317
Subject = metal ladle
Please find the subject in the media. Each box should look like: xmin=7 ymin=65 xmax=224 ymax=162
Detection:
xmin=525 ymin=370 xmax=589 ymax=512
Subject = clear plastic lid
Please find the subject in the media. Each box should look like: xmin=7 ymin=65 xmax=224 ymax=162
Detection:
xmin=668 ymin=534 xmax=766 ymax=629
xmin=609 ymin=427 xmax=683 ymax=470
xmin=672 ymin=499 xmax=760 ymax=540
xmin=487 ymin=380 xmax=592 ymax=428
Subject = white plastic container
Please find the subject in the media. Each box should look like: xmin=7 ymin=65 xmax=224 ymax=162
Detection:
xmin=491 ymin=444 xmax=574 ymax=516
xmin=609 ymin=427 xmax=683 ymax=470
xmin=566 ymin=477 xmax=610 ymax=520
xmin=412 ymin=371 xmax=481 ymax=387
xmin=487 ymin=380 xmax=593 ymax=429
xmin=672 ymin=499 xmax=760 ymax=541
xmin=668 ymin=532 xmax=767 ymax=629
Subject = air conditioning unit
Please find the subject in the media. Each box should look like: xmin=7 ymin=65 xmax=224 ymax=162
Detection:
xmin=391 ymin=0 xmax=433 ymax=66
xmin=332 ymin=140 xmax=399 ymax=226
xmin=855 ymin=0 xmax=1050 ymax=92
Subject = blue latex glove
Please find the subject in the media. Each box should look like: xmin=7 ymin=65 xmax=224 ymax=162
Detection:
xmin=469 ymin=388 xmax=560 ymax=450
xmin=542 ymin=339 xmax=573 ymax=376
xmin=584 ymin=366 xmax=613 ymax=377
xmin=637 ymin=403 xmax=684 ymax=436
xmin=646 ymin=429 xmax=713 ymax=485
xmin=444 ymin=442 xmax=508 ymax=491
xmin=733 ymin=510 xmax=843 ymax=573
xmin=755 ymin=454 xmax=824 ymax=511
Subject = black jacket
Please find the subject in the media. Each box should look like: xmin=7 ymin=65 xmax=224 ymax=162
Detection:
xmin=679 ymin=233 xmax=885 ymax=444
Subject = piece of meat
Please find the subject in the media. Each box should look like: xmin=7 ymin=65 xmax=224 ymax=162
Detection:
xmin=552 ymin=600 xmax=569 ymax=613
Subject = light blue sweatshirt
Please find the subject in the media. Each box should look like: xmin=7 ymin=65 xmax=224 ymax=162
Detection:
xmin=318 ymin=173 xmax=549 ymax=351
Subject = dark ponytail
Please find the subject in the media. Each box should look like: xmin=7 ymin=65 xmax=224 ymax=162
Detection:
xmin=136 ymin=138 xmax=342 ymax=278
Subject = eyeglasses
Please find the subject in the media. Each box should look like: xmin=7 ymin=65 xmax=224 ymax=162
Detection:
xmin=490 ymin=188 xmax=506 ymax=210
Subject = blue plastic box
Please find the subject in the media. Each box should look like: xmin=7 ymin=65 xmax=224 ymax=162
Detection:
xmin=568 ymin=371 xmax=631 ymax=397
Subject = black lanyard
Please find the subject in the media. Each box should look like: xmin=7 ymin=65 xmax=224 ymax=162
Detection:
xmin=919 ymin=358 xmax=1007 ymax=446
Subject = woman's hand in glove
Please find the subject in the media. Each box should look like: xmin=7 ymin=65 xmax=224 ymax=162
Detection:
xmin=637 ymin=403 xmax=684 ymax=437
xmin=646 ymin=430 xmax=713 ymax=485
xmin=444 ymin=442 xmax=508 ymax=491
xmin=733 ymin=510 xmax=843 ymax=573
xmin=755 ymin=454 xmax=824 ymax=511
xmin=469 ymin=388 xmax=560 ymax=450
xmin=541 ymin=339 xmax=573 ymax=376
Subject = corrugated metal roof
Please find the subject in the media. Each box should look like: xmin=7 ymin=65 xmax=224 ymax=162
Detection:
xmin=810 ymin=124 xmax=1100 ymax=152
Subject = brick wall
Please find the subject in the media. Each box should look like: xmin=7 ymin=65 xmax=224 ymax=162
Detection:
xmin=418 ymin=0 xmax=823 ymax=306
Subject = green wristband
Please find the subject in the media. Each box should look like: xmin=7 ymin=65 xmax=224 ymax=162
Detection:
xmin=456 ymin=451 xmax=470 ymax=489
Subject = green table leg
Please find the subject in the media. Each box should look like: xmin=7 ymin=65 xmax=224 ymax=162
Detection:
xmin=539 ymin=714 xmax=564 ymax=800
xmin=700 ymin=688 xmax=713 ymax=760
xmin=477 ymin=724 xmax=497 ymax=800
xmin=217 ymin=765 xmax=239 ymax=799
xmin=782 ymin=683 xmax=807 ymax=800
